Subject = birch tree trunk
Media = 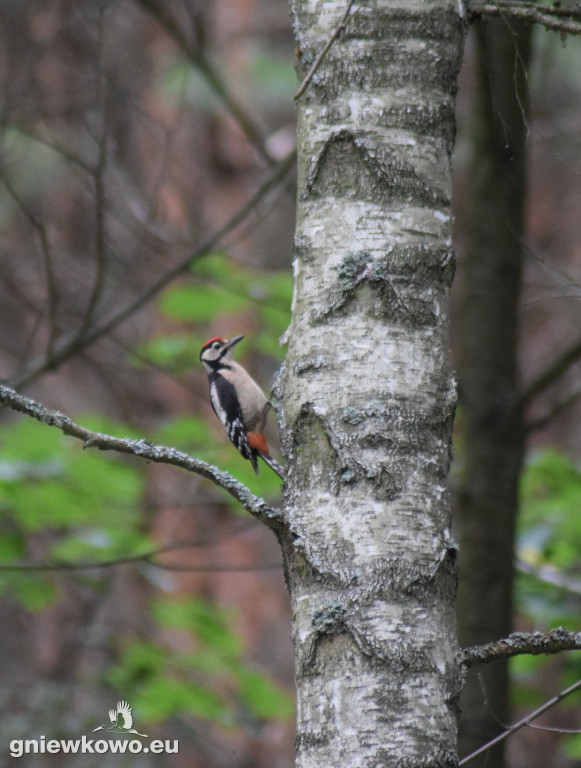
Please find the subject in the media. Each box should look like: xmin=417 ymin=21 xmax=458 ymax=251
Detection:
xmin=277 ymin=2 xmax=466 ymax=765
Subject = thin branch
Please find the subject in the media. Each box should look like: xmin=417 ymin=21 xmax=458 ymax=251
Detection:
xmin=141 ymin=561 xmax=281 ymax=573
xmin=134 ymin=0 xmax=274 ymax=165
xmin=76 ymin=66 xmax=109 ymax=340
xmin=294 ymin=0 xmax=357 ymax=100
xmin=0 ymin=385 xmax=283 ymax=530
xmin=459 ymin=678 xmax=581 ymax=765
xmin=519 ymin=336 xmax=581 ymax=409
xmin=0 ymin=171 xmax=60 ymax=353
xmin=526 ymin=384 xmax=581 ymax=432
xmin=1 ymin=124 xmax=94 ymax=174
xmin=459 ymin=628 xmax=581 ymax=669
xmin=469 ymin=2 xmax=581 ymax=35
xmin=7 ymin=150 xmax=296 ymax=389
xmin=0 ymin=545 xmax=281 ymax=573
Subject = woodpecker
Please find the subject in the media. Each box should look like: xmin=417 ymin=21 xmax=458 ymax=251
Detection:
xmin=200 ymin=335 xmax=285 ymax=480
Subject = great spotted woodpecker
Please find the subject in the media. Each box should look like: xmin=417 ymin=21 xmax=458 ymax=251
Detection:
xmin=200 ymin=335 xmax=285 ymax=480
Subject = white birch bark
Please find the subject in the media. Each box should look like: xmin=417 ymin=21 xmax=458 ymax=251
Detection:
xmin=277 ymin=2 xmax=466 ymax=766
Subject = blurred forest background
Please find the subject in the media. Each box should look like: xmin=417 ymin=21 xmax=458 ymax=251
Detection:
xmin=0 ymin=2 xmax=581 ymax=767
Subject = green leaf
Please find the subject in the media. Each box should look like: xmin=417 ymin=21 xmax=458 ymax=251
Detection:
xmin=237 ymin=667 xmax=294 ymax=721
xmin=0 ymin=529 xmax=25 ymax=560
xmin=134 ymin=334 xmax=200 ymax=372
xmin=152 ymin=598 xmax=241 ymax=656
xmin=13 ymin=575 xmax=58 ymax=611
xmin=135 ymin=675 xmax=231 ymax=724
xmin=159 ymin=283 xmax=248 ymax=322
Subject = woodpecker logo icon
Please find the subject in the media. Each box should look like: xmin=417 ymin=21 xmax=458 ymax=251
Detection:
xmin=92 ymin=700 xmax=148 ymax=737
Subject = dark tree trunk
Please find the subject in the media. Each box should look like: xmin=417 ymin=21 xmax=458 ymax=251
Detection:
xmin=455 ymin=20 xmax=532 ymax=767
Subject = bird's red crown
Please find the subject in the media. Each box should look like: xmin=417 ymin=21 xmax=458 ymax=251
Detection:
xmin=201 ymin=336 xmax=225 ymax=351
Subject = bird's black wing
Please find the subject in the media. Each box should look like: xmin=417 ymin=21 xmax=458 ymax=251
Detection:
xmin=209 ymin=374 xmax=259 ymax=473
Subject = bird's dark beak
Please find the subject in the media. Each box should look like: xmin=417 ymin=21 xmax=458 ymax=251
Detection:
xmin=224 ymin=334 xmax=244 ymax=352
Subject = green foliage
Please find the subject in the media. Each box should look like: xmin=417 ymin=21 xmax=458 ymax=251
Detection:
xmin=515 ymin=448 xmax=581 ymax=738
xmin=0 ymin=416 xmax=145 ymax=607
xmin=519 ymin=448 xmax=581 ymax=571
xmin=159 ymin=283 xmax=249 ymax=323
xmin=517 ymin=449 xmax=581 ymax=629
xmin=11 ymin=573 xmax=58 ymax=611
xmin=154 ymin=252 xmax=292 ymax=362
xmin=133 ymin=333 xmax=201 ymax=373
xmin=109 ymin=596 xmax=293 ymax=728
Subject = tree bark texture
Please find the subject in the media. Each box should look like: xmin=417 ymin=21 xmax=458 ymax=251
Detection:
xmin=278 ymin=3 xmax=466 ymax=766
xmin=455 ymin=20 xmax=531 ymax=768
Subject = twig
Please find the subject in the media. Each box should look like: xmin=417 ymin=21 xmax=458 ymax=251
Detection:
xmin=469 ymin=2 xmax=581 ymax=35
xmin=7 ymin=150 xmax=296 ymax=389
xmin=459 ymin=628 xmax=581 ymax=669
xmin=0 ymin=385 xmax=283 ymax=530
xmin=459 ymin=677 xmax=581 ymax=765
xmin=294 ymin=0 xmax=357 ymax=100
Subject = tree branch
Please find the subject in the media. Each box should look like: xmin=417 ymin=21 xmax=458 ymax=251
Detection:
xmin=520 ymin=336 xmax=581 ymax=409
xmin=459 ymin=677 xmax=581 ymax=765
xmin=469 ymin=1 xmax=581 ymax=35
xmin=293 ymin=0 xmax=357 ymax=100
xmin=0 ymin=385 xmax=283 ymax=530
xmin=459 ymin=628 xmax=581 ymax=669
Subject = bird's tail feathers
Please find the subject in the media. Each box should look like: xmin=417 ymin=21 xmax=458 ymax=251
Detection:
xmin=259 ymin=452 xmax=286 ymax=480
xmin=247 ymin=431 xmax=285 ymax=480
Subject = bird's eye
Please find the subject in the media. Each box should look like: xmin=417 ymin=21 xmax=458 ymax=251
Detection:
xmin=212 ymin=341 xmax=221 ymax=349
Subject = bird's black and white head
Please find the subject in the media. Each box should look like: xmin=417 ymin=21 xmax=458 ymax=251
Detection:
xmin=200 ymin=334 xmax=244 ymax=374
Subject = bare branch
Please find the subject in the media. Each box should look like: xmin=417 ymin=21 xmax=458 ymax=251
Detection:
xmin=7 ymin=150 xmax=296 ymax=389
xmin=526 ymin=384 xmax=581 ymax=431
xmin=0 ymin=538 xmax=281 ymax=573
xmin=0 ymin=170 xmax=60 ymax=353
xmin=294 ymin=0 xmax=357 ymax=101
xmin=459 ymin=628 xmax=581 ymax=669
xmin=0 ymin=385 xmax=283 ymax=530
xmin=459 ymin=678 xmax=581 ymax=765
xmin=134 ymin=0 xmax=274 ymax=165
xmin=469 ymin=2 xmax=581 ymax=35
xmin=1 ymin=124 xmax=94 ymax=174
xmin=520 ymin=336 xmax=581 ymax=409
xmin=75 ymin=69 xmax=109 ymax=342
